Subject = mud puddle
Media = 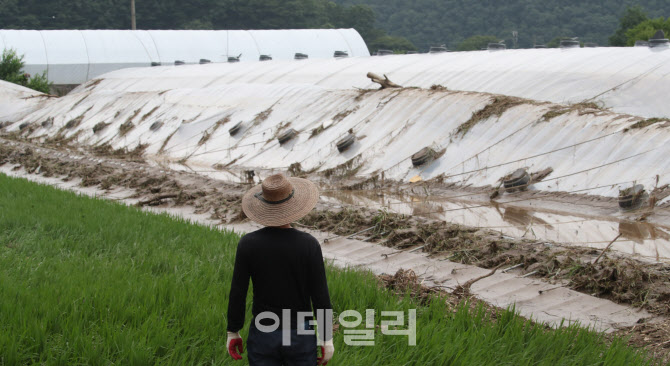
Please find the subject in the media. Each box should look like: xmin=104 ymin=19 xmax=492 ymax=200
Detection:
xmin=321 ymin=190 xmax=670 ymax=264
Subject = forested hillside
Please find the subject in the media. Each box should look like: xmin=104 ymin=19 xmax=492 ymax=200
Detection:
xmin=0 ymin=0 xmax=415 ymax=52
xmin=333 ymin=0 xmax=668 ymax=49
xmin=1 ymin=0 xmax=668 ymax=52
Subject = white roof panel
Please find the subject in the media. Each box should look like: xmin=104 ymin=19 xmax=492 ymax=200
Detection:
xmin=0 ymin=29 xmax=369 ymax=85
xmin=227 ymin=30 xmax=261 ymax=62
xmin=82 ymin=30 xmax=157 ymax=79
xmin=40 ymin=30 xmax=89 ymax=84
xmin=0 ymin=30 xmax=48 ymax=77
xmin=148 ymin=30 xmax=229 ymax=65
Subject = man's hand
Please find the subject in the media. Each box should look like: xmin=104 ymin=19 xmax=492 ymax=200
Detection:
xmin=226 ymin=331 xmax=244 ymax=360
xmin=317 ymin=339 xmax=334 ymax=365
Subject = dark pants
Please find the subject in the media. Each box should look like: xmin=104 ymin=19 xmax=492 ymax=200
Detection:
xmin=247 ymin=322 xmax=317 ymax=366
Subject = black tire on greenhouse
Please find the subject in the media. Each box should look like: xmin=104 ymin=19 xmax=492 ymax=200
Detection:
xmin=411 ymin=147 xmax=435 ymax=167
xmin=229 ymin=122 xmax=243 ymax=136
xmin=41 ymin=119 xmax=53 ymax=128
xmin=150 ymin=121 xmax=163 ymax=132
xmin=336 ymin=134 xmax=356 ymax=153
xmin=503 ymin=168 xmax=530 ymax=191
xmin=278 ymin=128 xmax=297 ymax=144
xmin=619 ymin=184 xmax=645 ymax=210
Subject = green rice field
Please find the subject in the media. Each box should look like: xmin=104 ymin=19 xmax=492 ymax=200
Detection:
xmin=0 ymin=173 xmax=663 ymax=365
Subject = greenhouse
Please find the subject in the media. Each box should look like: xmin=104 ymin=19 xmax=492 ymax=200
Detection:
xmin=0 ymin=29 xmax=369 ymax=86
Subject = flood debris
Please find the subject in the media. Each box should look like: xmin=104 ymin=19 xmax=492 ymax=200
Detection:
xmin=380 ymin=269 xmax=440 ymax=304
xmin=250 ymin=107 xmax=273 ymax=127
xmin=322 ymin=156 xmax=362 ymax=179
xmin=137 ymin=193 xmax=180 ymax=206
xmin=41 ymin=117 xmax=53 ymax=128
xmin=84 ymin=78 xmax=103 ymax=89
xmin=333 ymin=107 xmax=359 ymax=123
xmin=0 ymin=139 xmax=245 ymax=223
xmin=367 ymin=72 xmax=402 ymax=89
xmin=140 ymin=106 xmax=160 ymax=122
xmin=119 ymin=121 xmax=134 ymax=136
xmin=159 ymin=129 xmax=177 ymax=153
xmin=64 ymin=115 xmax=84 ymax=129
xmin=199 ymin=117 xmax=230 ymax=146
xmin=625 ymin=117 xmax=670 ymax=131
xmin=453 ymin=260 xmax=509 ymax=298
xmin=611 ymin=318 xmax=670 ymax=363
xmin=541 ymin=102 xmax=604 ymax=121
xmin=91 ymin=143 xmax=148 ymax=162
xmin=310 ymin=125 xmax=326 ymax=138
xmin=353 ymin=88 xmax=378 ymax=101
xmin=530 ymin=167 xmax=553 ymax=183
xmin=593 ymin=234 xmax=623 ymax=264
xmin=92 ymin=122 xmax=110 ymax=133
xmin=299 ymin=203 xmax=670 ymax=317
xmin=119 ymin=109 xmax=141 ymax=136
xmin=244 ymin=170 xmax=255 ymax=184
xmin=455 ymin=96 xmax=527 ymax=137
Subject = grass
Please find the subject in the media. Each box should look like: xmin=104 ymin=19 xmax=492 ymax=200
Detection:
xmin=0 ymin=174 xmax=662 ymax=365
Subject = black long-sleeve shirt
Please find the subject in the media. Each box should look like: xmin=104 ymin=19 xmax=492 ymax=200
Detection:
xmin=226 ymin=227 xmax=332 ymax=337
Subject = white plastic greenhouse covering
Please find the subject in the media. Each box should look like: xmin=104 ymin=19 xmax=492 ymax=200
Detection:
xmin=0 ymin=80 xmax=47 ymax=122
xmin=5 ymin=47 xmax=670 ymax=204
xmin=0 ymin=29 xmax=369 ymax=85
xmin=45 ymin=45 xmax=670 ymax=118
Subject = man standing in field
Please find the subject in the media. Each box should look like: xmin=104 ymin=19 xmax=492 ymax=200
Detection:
xmin=226 ymin=173 xmax=335 ymax=365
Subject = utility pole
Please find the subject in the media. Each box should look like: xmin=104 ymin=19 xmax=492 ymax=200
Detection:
xmin=131 ymin=0 xmax=136 ymax=30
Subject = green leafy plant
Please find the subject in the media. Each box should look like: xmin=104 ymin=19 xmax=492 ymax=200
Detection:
xmin=625 ymin=17 xmax=670 ymax=46
xmin=0 ymin=48 xmax=51 ymax=93
xmin=609 ymin=6 xmax=649 ymax=46
xmin=456 ymin=35 xmax=500 ymax=51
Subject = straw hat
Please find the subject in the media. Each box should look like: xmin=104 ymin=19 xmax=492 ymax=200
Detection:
xmin=242 ymin=173 xmax=319 ymax=227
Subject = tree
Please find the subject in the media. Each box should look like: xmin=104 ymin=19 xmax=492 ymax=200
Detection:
xmin=456 ymin=35 xmax=499 ymax=51
xmin=608 ymin=6 xmax=648 ymax=46
xmin=0 ymin=49 xmax=51 ymax=94
xmin=367 ymin=35 xmax=417 ymax=53
xmin=625 ymin=17 xmax=670 ymax=46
